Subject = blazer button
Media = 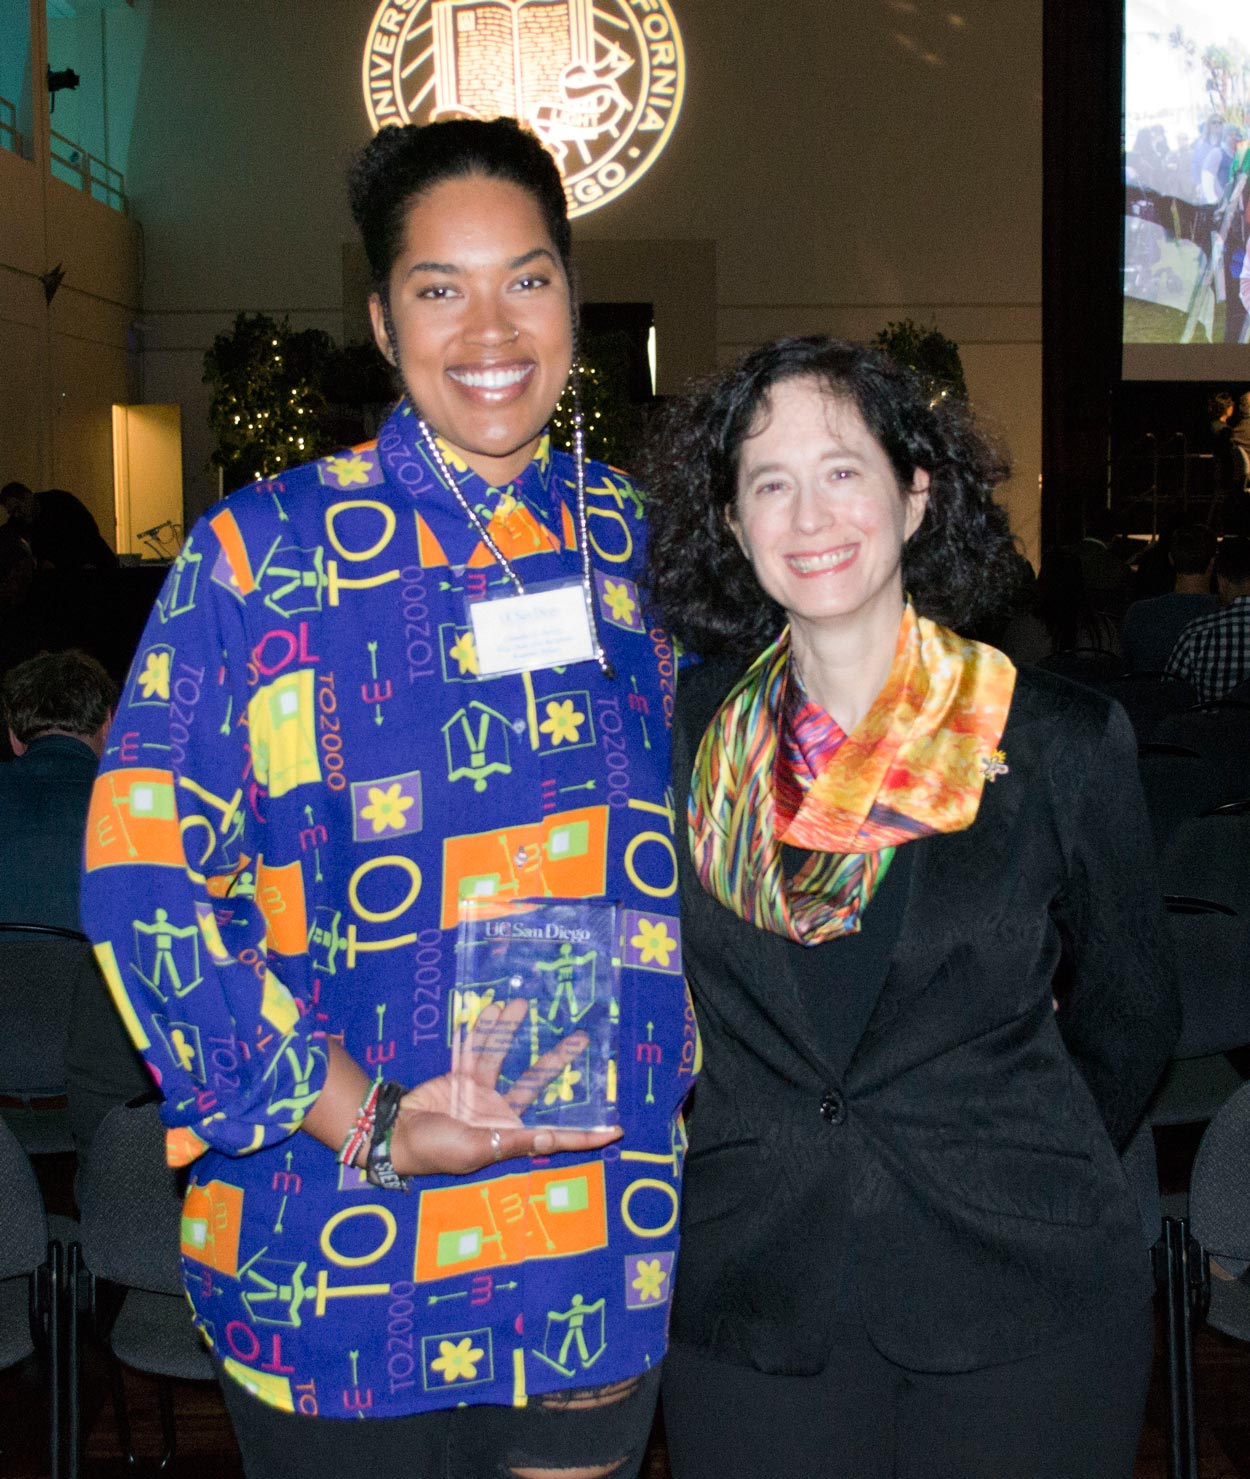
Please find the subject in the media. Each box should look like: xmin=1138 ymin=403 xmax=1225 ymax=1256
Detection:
xmin=820 ymin=1090 xmax=846 ymax=1125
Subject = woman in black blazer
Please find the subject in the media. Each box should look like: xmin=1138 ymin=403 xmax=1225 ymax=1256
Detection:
xmin=644 ymin=338 xmax=1179 ymax=1478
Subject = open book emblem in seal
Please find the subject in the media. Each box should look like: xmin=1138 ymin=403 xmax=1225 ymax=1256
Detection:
xmin=361 ymin=0 xmax=685 ymax=217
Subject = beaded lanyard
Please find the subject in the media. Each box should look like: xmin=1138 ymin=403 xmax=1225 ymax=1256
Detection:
xmin=383 ymin=301 xmax=614 ymax=678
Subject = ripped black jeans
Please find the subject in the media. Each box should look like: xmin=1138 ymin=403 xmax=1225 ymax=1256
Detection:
xmin=220 ymin=1364 xmax=661 ymax=1479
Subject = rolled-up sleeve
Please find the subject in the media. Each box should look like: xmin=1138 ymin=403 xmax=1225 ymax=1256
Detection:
xmin=1054 ymin=701 xmax=1181 ymax=1148
xmin=80 ymin=519 xmax=327 ymax=1166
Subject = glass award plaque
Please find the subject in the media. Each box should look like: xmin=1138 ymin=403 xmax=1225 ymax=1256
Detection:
xmin=452 ymin=898 xmax=620 ymax=1132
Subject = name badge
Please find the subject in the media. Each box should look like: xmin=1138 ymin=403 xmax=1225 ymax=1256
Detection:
xmin=469 ymin=581 xmax=596 ymax=677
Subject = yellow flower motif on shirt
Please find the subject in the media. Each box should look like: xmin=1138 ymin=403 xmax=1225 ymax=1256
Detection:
xmin=543 ymin=1064 xmax=583 ymax=1106
xmin=630 ymin=918 xmax=676 ymax=968
xmin=603 ymin=579 xmax=637 ymax=626
xmin=429 ymin=1337 xmax=484 ymax=1383
xmin=436 ymin=438 xmax=470 ymax=474
xmin=448 ymin=631 xmax=479 ymax=676
xmin=631 ymin=1258 xmax=667 ymax=1303
xmin=138 ymin=649 xmax=171 ymax=700
xmin=359 ymin=783 xmax=414 ymax=834
xmin=323 ymin=454 xmax=372 ymax=488
xmin=540 ymin=699 xmax=585 ymax=746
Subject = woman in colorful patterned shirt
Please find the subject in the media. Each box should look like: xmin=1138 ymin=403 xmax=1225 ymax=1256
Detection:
xmin=81 ymin=119 xmax=690 ymax=1478
xmin=644 ymin=338 xmax=1179 ymax=1478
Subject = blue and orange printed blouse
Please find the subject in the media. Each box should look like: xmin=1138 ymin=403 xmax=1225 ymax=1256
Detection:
xmin=80 ymin=400 xmax=695 ymax=1419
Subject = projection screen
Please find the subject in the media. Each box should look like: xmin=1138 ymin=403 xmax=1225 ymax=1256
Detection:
xmin=1123 ymin=0 xmax=1250 ymax=378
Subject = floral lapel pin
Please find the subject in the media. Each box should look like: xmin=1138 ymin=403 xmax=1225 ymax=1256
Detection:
xmin=980 ymin=748 xmax=1009 ymax=783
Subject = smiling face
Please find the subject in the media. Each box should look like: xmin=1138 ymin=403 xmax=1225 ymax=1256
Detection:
xmin=729 ymin=376 xmax=930 ymax=647
xmin=368 ymin=173 xmax=574 ymax=486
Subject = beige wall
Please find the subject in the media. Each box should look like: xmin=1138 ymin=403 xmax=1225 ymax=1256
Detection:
xmin=8 ymin=1 xmax=1043 ymax=561
xmin=113 ymin=402 xmax=182 ymax=556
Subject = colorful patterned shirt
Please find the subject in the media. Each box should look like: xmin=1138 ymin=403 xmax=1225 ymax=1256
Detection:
xmin=80 ymin=401 xmax=694 ymax=1419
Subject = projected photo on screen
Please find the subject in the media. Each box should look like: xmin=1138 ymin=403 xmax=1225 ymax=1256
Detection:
xmin=1124 ymin=0 xmax=1250 ymax=377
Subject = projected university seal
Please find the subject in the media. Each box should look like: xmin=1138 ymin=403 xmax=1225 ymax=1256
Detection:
xmin=361 ymin=0 xmax=685 ymax=217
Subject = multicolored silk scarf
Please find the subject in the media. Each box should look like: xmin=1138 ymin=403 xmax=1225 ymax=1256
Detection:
xmin=689 ymin=604 xmax=1017 ymax=945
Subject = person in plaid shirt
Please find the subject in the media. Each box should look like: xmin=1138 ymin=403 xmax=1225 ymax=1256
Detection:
xmin=1165 ymin=537 xmax=1250 ymax=700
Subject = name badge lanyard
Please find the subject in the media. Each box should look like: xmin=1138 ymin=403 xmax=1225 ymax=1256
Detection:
xmin=416 ymin=412 xmax=616 ymax=681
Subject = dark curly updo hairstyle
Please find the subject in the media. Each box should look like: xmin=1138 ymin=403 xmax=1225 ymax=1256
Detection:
xmin=643 ymin=336 xmax=1020 ymax=656
xmin=348 ymin=118 xmax=572 ymax=299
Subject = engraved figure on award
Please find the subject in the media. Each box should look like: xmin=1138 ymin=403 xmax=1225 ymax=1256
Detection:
xmin=453 ymin=898 xmax=620 ymax=1131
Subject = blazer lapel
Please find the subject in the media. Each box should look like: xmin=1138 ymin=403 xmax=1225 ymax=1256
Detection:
xmin=844 ymin=734 xmax=1031 ymax=1078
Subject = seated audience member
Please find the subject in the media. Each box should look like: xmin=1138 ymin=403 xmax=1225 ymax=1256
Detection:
xmin=0 ymin=649 xmax=116 ymax=929
xmin=1227 ymin=393 xmax=1250 ymax=535
xmin=1076 ymin=506 xmax=1133 ymax=621
xmin=0 ymin=481 xmax=118 ymax=572
xmin=1122 ymin=524 xmax=1218 ymax=671
xmin=0 ymin=526 xmax=38 ymax=709
xmin=985 ymin=549 xmax=1050 ymax=666
xmin=1129 ymin=515 xmax=1183 ymax=601
xmin=1209 ymin=390 xmax=1235 ymax=438
xmin=1232 ymin=392 xmax=1250 ymax=466
xmin=1202 ymin=393 xmax=1246 ymax=528
xmin=1035 ymin=545 xmax=1120 ymax=658
xmin=1165 ymin=536 xmax=1250 ymax=700
xmin=0 ymin=649 xmax=149 ymax=1157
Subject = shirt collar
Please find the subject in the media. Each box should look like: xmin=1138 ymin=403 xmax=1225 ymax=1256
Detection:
xmin=18 ymin=733 xmax=99 ymax=764
xmin=379 ymin=400 xmax=558 ymax=523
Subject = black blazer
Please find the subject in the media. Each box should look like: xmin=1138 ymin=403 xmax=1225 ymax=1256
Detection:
xmin=671 ymin=659 xmax=1180 ymax=1376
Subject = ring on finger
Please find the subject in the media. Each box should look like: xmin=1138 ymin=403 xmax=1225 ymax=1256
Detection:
xmin=490 ymin=1128 xmax=503 ymax=1161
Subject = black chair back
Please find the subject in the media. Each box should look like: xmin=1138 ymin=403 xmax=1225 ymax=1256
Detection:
xmin=1137 ymin=747 xmax=1233 ymax=851
xmin=77 ymin=1100 xmax=185 ymax=1296
xmin=0 ymin=1116 xmax=61 ymax=1476
xmin=68 ymin=1100 xmax=212 ymax=1479
xmin=1105 ymin=672 xmax=1198 ymax=743
xmin=1189 ymin=1080 xmax=1250 ymax=1343
xmin=0 ymin=923 xmax=92 ymax=1096
xmin=1160 ymin=813 xmax=1250 ymax=1059
xmin=0 ymin=1115 xmax=47 ymax=1282
xmin=1152 ymin=701 xmax=1250 ymax=776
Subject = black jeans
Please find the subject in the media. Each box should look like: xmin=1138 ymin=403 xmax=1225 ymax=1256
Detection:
xmin=662 ymin=1302 xmax=1154 ymax=1479
xmin=220 ymin=1363 xmax=661 ymax=1479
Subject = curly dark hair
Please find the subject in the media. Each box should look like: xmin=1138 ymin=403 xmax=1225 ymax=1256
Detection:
xmin=642 ymin=336 xmax=1020 ymax=655
xmin=347 ymin=118 xmax=572 ymax=298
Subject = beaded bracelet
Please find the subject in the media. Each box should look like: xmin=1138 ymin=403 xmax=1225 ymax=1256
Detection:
xmin=366 ymin=1080 xmax=412 ymax=1192
xmin=336 ymin=1078 xmax=381 ymax=1167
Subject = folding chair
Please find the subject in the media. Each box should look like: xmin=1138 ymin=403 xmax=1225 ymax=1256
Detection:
xmin=0 ymin=1116 xmax=62 ymax=1478
xmin=1104 ymin=672 xmax=1198 ymax=743
xmin=1137 ymin=746 xmax=1236 ymax=853
xmin=68 ymin=1101 xmax=215 ymax=1478
xmin=0 ymin=923 xmax=92 ymax=1155
xmin=1152 ymin=700 xmax=1250 ymax=786
xmin=1148 ymin=812 xmax=1250 ymax=1129
xmin=1157 ymin=1080 xmax=1250 ymax=1479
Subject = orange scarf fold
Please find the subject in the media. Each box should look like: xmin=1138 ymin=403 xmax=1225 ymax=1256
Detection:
xmin=688 ymin=605 xmax=1017 ymax=945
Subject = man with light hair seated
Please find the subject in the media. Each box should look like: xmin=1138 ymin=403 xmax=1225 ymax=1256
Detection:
xmin=0 ymin=648 xmax=116 ymax=930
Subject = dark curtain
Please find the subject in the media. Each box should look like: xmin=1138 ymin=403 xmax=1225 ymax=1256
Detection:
xmin=1042 ymin=0 xmax=1124 ymax=551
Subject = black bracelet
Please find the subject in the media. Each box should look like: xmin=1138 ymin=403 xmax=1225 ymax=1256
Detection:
xmin=365 ymin=1079 xmax=412 ymax=1192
